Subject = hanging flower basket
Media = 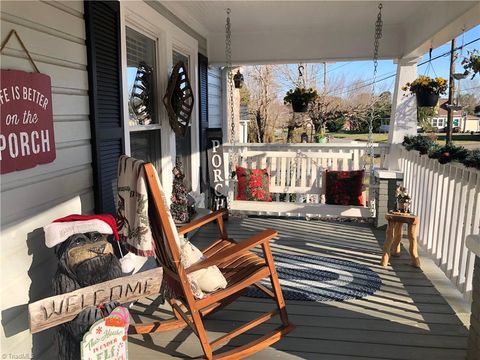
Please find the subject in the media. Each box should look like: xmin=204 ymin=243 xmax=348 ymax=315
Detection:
xmin=292 ymin=99 xmax=309 ymax=113
xmin=461 ymin=50 xmax=480 ymax=79
xmin=284 ymin=87 xmax=318 ymax=113
xmin=402 ymin=75 xmax=447 ymax=108
xmin=415 ymin=91 xmax=439 ymax=107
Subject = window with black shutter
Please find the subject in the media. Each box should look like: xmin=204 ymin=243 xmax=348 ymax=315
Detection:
xmin=84 ymin=1 xmax=125 ymax=215
xmin=125 ymin=26 xmax=162 ymax=170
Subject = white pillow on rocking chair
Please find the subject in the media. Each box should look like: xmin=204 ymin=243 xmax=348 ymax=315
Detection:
xmin=179 ymin=238 xmax=228 ymax=296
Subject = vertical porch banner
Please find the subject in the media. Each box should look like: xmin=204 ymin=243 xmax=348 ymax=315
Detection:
xmin=207 ymin=128 xmax=227 ymax=197
xmin=0 ymin=69 xmax=56 ymax=174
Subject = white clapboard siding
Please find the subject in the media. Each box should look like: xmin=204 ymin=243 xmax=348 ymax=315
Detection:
xmin=399 ymin=148 xmax=480 ymax=300
xmin=208 ymin=67 xmax=222 ymax=128
xmin=0 ymin=1 xmax=93 ymax=357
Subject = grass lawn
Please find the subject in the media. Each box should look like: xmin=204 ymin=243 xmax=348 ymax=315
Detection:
xmin=330 ymin=132 xmax=389 ymax=142
xmin=330 ymin=132 xmax=480 ymax=146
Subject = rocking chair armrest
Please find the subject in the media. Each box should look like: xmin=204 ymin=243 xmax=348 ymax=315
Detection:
xmin=177 ymin=210 xmax=226 ymax=236
xmin=185 ymin=228 xmax=278 ymax=274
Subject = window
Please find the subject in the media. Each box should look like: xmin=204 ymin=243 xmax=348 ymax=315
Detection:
xmin=453 ymin=118 xmax=460 ymax=127
xmin=438 ymin=118 xmax=444 ymax=127
xmin=432 ymin=118 xmax=438 ymax=127
xmin=125 ymin=26 xmax=161 ymax=169
xmin=173 ymin=49 xmax=192 ymax=191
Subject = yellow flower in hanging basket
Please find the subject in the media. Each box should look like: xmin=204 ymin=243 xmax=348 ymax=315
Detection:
xmin=403 ymin=75 xmax=448 ymax=95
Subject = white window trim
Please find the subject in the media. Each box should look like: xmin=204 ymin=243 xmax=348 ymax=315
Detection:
xmin=120 ymin=2 xmax=200 ymax=201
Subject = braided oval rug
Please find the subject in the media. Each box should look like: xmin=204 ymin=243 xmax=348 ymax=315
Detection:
xmin=245 ymin=252 xmax=382 ymax=302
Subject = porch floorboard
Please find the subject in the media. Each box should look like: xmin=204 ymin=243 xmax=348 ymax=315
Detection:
xmin=128 ymin=217 xmax=470 ymax=360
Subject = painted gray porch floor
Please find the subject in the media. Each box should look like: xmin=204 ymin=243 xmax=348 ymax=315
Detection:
xmin=128 ymin=217 xmax=471 ymax=360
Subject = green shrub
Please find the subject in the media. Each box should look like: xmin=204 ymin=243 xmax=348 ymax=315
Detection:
xmin=428 ymin=144 xmax=468 ymax=161
xmin=403 ymin=135 xmax=480 ymax=169
xmin=462 ymin=149 xmax=480 ymax=170
xmin=402 ymin=135 xmax=436 ymax=155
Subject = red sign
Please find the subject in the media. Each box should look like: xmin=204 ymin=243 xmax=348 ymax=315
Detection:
xmin=0 ymin=69 xmax=56 ymax=174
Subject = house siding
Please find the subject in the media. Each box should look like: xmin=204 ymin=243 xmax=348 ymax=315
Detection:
xmin=0 ymin=1 xmax=92 ymax=358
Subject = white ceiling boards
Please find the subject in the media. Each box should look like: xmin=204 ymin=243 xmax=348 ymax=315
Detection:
xmin=159 ymin=1 xmax=480 ymax=64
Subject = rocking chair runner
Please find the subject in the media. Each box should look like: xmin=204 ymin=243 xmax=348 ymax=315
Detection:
xmin=129 ymin=162 xmax=295 ymax=359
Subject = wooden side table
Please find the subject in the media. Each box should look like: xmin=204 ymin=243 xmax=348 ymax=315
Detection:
xmin=380 ymin=212 xmax=421 ymax=268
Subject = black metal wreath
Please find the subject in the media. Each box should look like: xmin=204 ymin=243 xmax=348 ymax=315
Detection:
xmin=129 ymin=61 xmax=154 ymax=125
xmin=163 ymin=61 xmax=194 ymax=137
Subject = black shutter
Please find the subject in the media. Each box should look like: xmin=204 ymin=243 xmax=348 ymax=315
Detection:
xmin=84 ymin=1 xmax=125 ymax=215
xmin=198 ymin=53 xmax=209 ymax=192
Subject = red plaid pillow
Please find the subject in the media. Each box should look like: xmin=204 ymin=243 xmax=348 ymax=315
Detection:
xmin=325 ymin=170 xmax=364 ymax=206
xmin=236 ymin=166 xmax=272 ymax=202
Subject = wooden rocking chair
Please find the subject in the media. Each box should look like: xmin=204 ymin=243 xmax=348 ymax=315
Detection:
xmin=129 ymin=162 xmax=295 ymax=359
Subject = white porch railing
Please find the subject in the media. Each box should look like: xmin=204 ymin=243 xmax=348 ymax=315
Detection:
xmin=399 ymin=148 xmax=480 ymax=299
xmin=224 ymin=142 xmax=389 ymax=205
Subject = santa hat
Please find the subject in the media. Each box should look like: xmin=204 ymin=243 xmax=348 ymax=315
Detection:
xmin=44 ymin=214 xmax=119 ymax=248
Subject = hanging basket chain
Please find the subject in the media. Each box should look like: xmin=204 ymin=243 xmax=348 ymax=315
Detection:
xmin=226 ymin=9 xmax=235 ymax=148
xmin=225 ymin=8 xmax=238 ymax=210
xmin=367 ymin=3 xmax=383 ymax=216
xmin=297 ymin=65 xmax=306 ymax=89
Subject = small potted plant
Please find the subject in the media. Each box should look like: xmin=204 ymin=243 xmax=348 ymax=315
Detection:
xmin=402 ymin=75 xmax=448 ymax=107
xmin=284 ymin=87 xmax=318 ymax=112
xmin=462 ymin=50 xmax=480 ymax=79
xmin=314 ymin=129 xmax=327 ymax=143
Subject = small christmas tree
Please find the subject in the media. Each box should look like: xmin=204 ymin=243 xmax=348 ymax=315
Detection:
xmin=170 ymin=159 xmax=191 ymax=223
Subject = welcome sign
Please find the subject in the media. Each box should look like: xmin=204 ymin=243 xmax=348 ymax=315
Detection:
xmin=0 ymin=69 xmax=56 ymax=174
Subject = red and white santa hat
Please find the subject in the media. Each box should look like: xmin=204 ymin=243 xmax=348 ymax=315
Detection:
xmin=44 ymin=214 xmax=119 ymax=248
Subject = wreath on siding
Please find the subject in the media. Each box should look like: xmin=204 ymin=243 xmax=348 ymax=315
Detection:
xmin=129 ymin=61 xmax=154 ymax=125
xmin=163 ymin=61 xmax=194 ymax=137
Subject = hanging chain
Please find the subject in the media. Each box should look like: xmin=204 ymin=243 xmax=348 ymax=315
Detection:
xmin=225 ymin=9 xmax=236 ymax=148
xmin=367 ymin=3 xmax=382 ymax=168
xmin=297 ymin=64 xmax=306 ymax=89
xmin=225 ymin=8 xmax=237 ymax=210
xmin=367 ymin=3 xmax=383 ymax=216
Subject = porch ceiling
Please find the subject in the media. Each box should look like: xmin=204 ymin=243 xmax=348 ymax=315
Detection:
xmin=159 ymin=1 xmax=479 ymax=65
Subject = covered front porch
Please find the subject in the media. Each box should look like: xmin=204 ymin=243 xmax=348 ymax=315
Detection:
xmin=125 ymin=1 xmax=479 ymax=359
xmin=128 ymin=217 xmax=471 ymax=359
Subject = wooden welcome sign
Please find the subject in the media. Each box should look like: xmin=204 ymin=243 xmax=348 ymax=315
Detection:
xmin=28 ymin=268 xmax=163 ymax=334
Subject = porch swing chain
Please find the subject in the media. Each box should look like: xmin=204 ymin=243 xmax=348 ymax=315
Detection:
xmin=225 ymin=8 xmax=238 ymax=210
xmin=367 ymin=3 xmax=383 ymax=216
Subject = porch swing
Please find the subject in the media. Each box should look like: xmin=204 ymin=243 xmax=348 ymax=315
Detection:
xmin=224 ymin=4 xmax=385 ymax=219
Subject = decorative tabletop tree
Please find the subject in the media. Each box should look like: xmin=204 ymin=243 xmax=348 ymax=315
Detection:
xmin=170 ymin=158 xmax=192 ymax=224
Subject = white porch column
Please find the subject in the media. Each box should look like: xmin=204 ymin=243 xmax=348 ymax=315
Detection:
xmin=386 ymin=57 xmax=420 ymax=170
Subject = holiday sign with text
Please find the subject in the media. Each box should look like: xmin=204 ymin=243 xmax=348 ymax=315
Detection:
xmin=0 ymin=69 xmax=56 ymax=174
xmin=81 ymin=306 xmax=130 ymax=360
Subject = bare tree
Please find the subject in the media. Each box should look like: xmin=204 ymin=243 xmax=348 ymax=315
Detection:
xmin=275 ymin=63 xmax=322 ymax=90
xmin=244 ymin=65 xmax=281 ymax=143
xmin=308 ymin=94 xmax=370 ymax=135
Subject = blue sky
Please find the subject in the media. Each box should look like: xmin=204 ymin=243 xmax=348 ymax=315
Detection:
xmin=278 ymin=24 xmax=479 ymax=98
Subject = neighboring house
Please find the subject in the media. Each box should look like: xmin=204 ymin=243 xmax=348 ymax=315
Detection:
xmin=463 ymin=114 xmax=480 ymax=132
xmin=429 ymin=99 xmax=470 ymax=131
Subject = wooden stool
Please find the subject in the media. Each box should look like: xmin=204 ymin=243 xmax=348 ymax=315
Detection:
xmin=380 ymin=212 xmax=421 ymax=268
